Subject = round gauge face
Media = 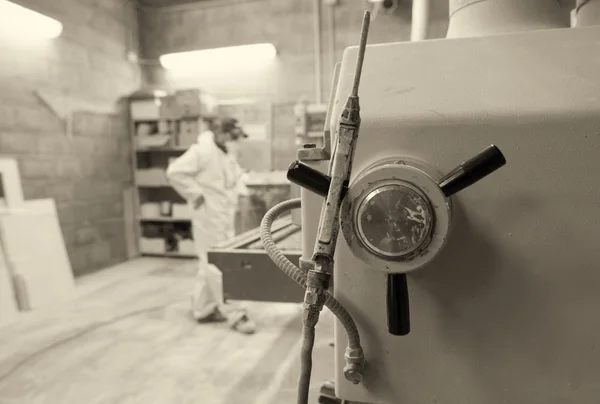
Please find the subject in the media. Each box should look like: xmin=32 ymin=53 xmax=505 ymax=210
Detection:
xmin=356 ymin=184 xmax=434 ymax=259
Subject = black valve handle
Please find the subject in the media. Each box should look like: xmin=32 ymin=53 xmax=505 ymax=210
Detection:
xmin=439 ymin=145 xmax=506 ymax=198
xmin=387 ymin=273 xmax=410 ymax=335
xmin=287 ymin=161 xmax=348 ymax=199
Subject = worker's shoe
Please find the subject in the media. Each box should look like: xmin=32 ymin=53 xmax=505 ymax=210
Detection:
xmin=228 ymin=311 xmax=256 ymax=335
xmin=196 ymin=308 xmax=228 ymax=323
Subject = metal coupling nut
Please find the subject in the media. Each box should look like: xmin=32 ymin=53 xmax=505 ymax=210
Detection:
xmin=344 ymin=346 xmax=365 ymax=365
xmin=343 ymin=347 xmax=365 ymax=384
xmin=302 ymin=307 xmax=321 ymax=327
xmin=306 ymin=269 xmax=331 ymax=290
xmin=343 ymin=363 xmax=364 ymax=384
xmin=304 ymin=288 xmax=327 ymax=307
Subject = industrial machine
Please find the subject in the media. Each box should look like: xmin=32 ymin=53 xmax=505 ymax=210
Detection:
xmin=262 ymin=0 xmax=600 ymax=403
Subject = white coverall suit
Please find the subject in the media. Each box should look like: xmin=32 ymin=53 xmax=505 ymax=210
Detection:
xmin=166 ymin=130 xmax=247 ymax=320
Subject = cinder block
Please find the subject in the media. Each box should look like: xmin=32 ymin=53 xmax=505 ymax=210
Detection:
xmin=96 ymin=220 xmax=123 ymax=239
xmin=45 ymin=181 xmax=75 ymax=202
xmin=93 ymin=182 xmax=123 ymax=199
xmin=109 ymin=235 xmax=128 ymax=261
xmin=36 ymin=134 xmax=71 ymax=154
xmin=70 ymin=137 xmax=96 ymax=155
xmin=47 ymin=64 xmax=83 ymax=93
xmin=76 ymin=227 xmax=99 ymax=245
xmin=55 ymin=159 xmax=83 ymax=178
xmin=67 ymin=244 xmax=92 ymax=276
xmin=94 ymin=0 xmax=129 ymax=22
xmin=57 ymin=202 xmax=90 ymax=227
xmin=89 ymin=240 xmax=112 ymax=266
xmin=19 ymin=158 xmax=57 ymax=178
xmin=51 ymin=40 xmax=90 ymax=68
xmin=108 ymin=116 xmax=129 ymax=135
xmin=90 ymin=14 xmax=127 ymax=50
xmin=0 ymin=106 xmax=17 ymax=129
xmin=21 ymin=179 xmax=48 ymax=200
xmin=92 ymin=199 xmax=123 ymax=219
xmin=72 ymin=112 xmax=110 ymax=138
xmin=0 ymin=132 xmax=36 ymax=154
xmin=89 ymin=53 xmax=114 ymax=74
xmin=87 ymin=199 xmax=123 ymax=221
xmin=60 ymin=224 xmax=76 ymax=246
xmin=73 ymin=179 xmax=94 ymax=199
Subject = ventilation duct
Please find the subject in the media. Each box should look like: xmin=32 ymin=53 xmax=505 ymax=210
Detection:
xmin=447 ymin=0 xmax=570 ymax=38
xmin=575 ymin=0 xmax=600 ymax=26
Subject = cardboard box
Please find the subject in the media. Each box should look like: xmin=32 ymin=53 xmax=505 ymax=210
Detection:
xmin=135 ymin=169 xmax=168 ymax=187
xmin=158 ymin=95 xmax=180 ymax=119
xmin=131 ymin=99 xmax=160 ymax=120
xmin=172 ymin=203 xmax=191 ymax=219
xmin=136 ymin=134 xmax=171 ymax=149
xmin=178 ymin=239 xmax=196 ymax=255
xmin=157 ymin=120 xmax=177 ymax=134
xmin=140 ymin=203 xmax=161 ymax=218
xmin=140 ymin=237 xmax=165 ymax=254
xmin=175 ymin=89 xmax=217 ymax=118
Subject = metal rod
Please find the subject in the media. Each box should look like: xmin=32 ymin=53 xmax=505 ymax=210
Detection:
xmin=351 ymin=11 xmax=370 ymax=97
xmin=313 ymin=0 xmax=323 ymax=104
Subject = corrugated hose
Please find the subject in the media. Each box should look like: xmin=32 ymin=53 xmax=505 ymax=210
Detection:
xmin=260 ymin=198 xmax=365 ymax=404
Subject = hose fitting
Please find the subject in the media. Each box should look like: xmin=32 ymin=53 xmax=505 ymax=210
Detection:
xmin=303 ymin=270 xmax=330 ymax=327
xmin=344 ymin=346 xmax=366 ymax=384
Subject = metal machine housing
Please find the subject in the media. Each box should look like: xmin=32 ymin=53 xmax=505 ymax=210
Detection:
xmin=303 ymin=26 xmax=600 ymax=403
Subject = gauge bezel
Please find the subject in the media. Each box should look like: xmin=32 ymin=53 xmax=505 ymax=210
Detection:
xmin=340 ymin=159 xmax=452 ymax=274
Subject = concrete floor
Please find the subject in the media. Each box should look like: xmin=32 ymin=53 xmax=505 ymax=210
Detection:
xmin=0 ymin=257 xmax=335 ymax=404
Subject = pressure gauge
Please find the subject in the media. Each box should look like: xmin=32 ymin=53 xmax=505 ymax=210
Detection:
xmin=355 ymin=183 xmax=434 ymax=260
xmin=340 ymin=159 xmax=452 ymax=274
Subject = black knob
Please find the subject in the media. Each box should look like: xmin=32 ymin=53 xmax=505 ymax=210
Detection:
xmin=287 ymin=161 xmax=348 ymax=199
xmin=439 ymin=145 xmax=506 ymax=198
xmin=387 ymin=273 xmax=410 ymax=336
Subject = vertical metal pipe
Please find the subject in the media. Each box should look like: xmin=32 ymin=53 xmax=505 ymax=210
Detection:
xmin=576 ymin=0 xmax=600 ymax=26
xmin=447 ymin=0 xmax=570 ymax=38
xmin=313 ymin=0 xmax=323 ymax=104
xmin=326 ymin=3 xmax=336 ymax=86
xmin=411 ymin=0 xmax=431 ymax=41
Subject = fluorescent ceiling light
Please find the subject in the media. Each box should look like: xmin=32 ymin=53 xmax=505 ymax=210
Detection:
xmin=0 ymin=0 xmax=63 ymax=39
xmin=160 ymin=43 xmax=277 ymax=75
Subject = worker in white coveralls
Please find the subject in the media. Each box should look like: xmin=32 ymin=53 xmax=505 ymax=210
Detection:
xmin=166 ymin=117 xmax=256 ymax=335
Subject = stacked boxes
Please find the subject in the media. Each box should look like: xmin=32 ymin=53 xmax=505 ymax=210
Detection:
xmin=158 ymin=89 xmax=217 ymax=148
xmin=176 ymin=89 xmax=218 ymax=118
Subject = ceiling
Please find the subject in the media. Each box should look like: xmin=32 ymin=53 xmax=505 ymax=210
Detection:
xmin=137 ymin=0 xmax=212 ymax=7
xmin=137 ymin=0 xmax=577 ymax=10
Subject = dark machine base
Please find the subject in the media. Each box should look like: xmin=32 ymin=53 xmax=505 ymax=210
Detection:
xmin=318 ymin=380 xmax=342 ymax=404
xmin=207 ymin=215 xmax=304 ymax=303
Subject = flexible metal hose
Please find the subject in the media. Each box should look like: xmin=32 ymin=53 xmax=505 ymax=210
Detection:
xmin=259 ymin=198 xmax=363 ymax=350
xmin=297 ymin=325 xmax=315 ymax=404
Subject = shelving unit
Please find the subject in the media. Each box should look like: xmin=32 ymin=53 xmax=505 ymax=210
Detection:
xmin=293 ymin=100 xmax=327 ymax=147
xmin=129 ymin=89 xmax=217 ymax=258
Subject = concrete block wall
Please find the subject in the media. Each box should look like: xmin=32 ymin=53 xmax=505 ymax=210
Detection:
xmin=138 ymin=0 xmax=450 ymax=170
xmin=0 ymin=0 xmax=141 ymax=276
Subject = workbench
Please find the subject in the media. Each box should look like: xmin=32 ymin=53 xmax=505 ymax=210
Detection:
xmin=208 ymin=215 xmax=304 ymax=303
